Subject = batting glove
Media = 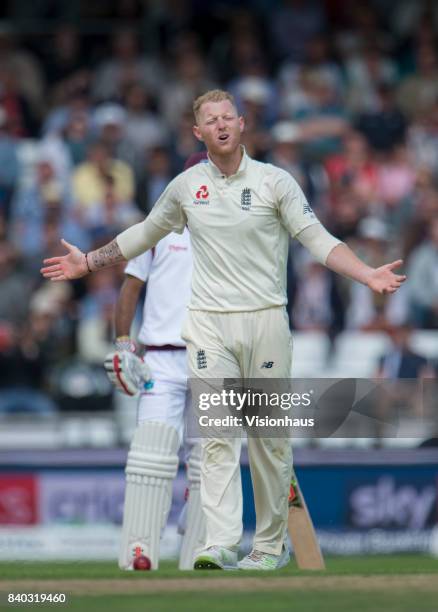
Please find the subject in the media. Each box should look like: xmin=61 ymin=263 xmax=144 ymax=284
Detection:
xmin=104 ymin=350 xmax=153 ymax=396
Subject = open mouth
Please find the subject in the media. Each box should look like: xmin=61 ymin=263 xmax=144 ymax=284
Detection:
xmin=218 ymin=134 xmax=229 ymax=142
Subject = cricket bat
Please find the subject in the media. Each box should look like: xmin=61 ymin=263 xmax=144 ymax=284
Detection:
xmin=288 ymin=471 xmax=325 ymax=570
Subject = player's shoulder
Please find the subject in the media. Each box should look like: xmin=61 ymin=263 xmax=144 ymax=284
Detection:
xmin=264 ymin=161 xmax=296 ymax=182
xmin=251 ymin=159 xmax=299 ymax=192
xmin=247 ymin=157 xmax=289 ymax=179
xmin=178 ymin=157 xmax=209 ymax=182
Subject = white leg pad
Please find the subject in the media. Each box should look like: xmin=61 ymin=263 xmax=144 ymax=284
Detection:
xmin=118 ymin=421 xmax=179 ymax=570
xmin=178 ymin=444 xmax=207 ymax=570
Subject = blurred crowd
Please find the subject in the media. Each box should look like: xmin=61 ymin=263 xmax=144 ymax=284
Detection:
xmin=1 ymin=0 xmax=438 ymax=413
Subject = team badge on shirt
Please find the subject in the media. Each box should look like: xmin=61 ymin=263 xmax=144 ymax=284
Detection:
xmin=241 ymin=187 xmax=251 ymax=211
xmin=261 ymin=361 xmax=274 ymax=369
xmin=197 ymin=350 xmax=207 ymax=369
xmin=193 ymin=185 xmax=210 ymax=205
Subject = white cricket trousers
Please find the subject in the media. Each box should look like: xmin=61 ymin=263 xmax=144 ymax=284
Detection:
xmin=182 ymin=306 xmax=293 ymax=555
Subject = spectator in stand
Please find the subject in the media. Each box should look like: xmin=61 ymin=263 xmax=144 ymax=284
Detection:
xmin=344 ymin=42 xmax=398 ymax=114
xmin=325 ymin=130 xmax=378 ymax=214
xmin=377 ymin=322 xmax=429 ymax=379
xmin=136 ymin=146 xmax=174 ymax=214
xmin=61 ymin=106 xmax=92 ymax=167
xmin=77 ymin=266 xmax=122 ymax=364
xmin=282 ymin=71 xmax=348 ymax=159
xmin=334 ymin=4 xmax=394 ymax=69
xmin=169 ymin=107 xmax=202 ymax=172
xmin=0 ymin=29 xmax=45 ymax=119
xmin=72 ymin=140 xmax=134 ymax=217
xmin=226 ymin=29 xmax=278 ymax=128
xmin=43 ymin=24 xmax=91 ymax=113
xmin=268 ymin=122 xmax=307 ymax=186
xmin=93 ymin=103 xmax=130 ymax=163
xmin=233 ymin=78 xmax=274 ymax=159
xmin=0 ymin=107 xmax=19 ymax=222
xmin=160 ymin=49 xmax=216 ymax=131
xmin=269 ymin=0 xmax=326 ymax=62
xmin=391 ymin=1 xmax=438 ymax=44
xmin=406 ymin=217 xmax=438 ymax=328
xmin=0 ymin=239 xmax=34 ymax=327
xmin=44 ymin=24 xmax=88 ymax=91
xmin=42 ymin=86 xmax=92 ymax=139
xmin=212 ymin=11 xmax=268 ymax=84
xmin=278 ymin=34 xmax=344 ymax=107
xmin=407 ymin=101 xmax=438 ymax=176
xmin=394 ymin=10 xmax=437 ymax=77
xmin=81 ymin=174 xmax=141 ymax=241
xmin=91 ymin=102 xmax=155 ymax=183
xmin=10 ymin=154 xmax=88 ymax=261
xmin=267 ymin=120 xmax=328 ymax=212
xmin=355 ymin=83 xmax=407 ymax=152
xmin=397 ymin=44 xmax=438 ymax=119
xmin=92 ymin=29 xmax=161 ymax=102
xmin=375 ymin=144 xmax=417 ymax=226
xmin=326 ymin=185 xmax=364 ymax=242
xmin=0 ymin=65 xmax=39 ymax=137
xmin=0 ymin=283 xmax=73 ymax=415
xmin=398 ymin=170 xmax=438 ymax=261
xmin=123 ymin=82 xmax=168 ymax=175
xmin=374 ymin=322 xmax=432 ymax=440
xmin=291 ymin=250 xmax=334 ymax=332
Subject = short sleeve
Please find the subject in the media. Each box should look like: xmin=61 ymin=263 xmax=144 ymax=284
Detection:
xmin=125 ymin=250 xmax=153 ymax=282
xmin=147 ymin=175 xmax=187 ymax=234
xmin=273 ymin=168 xmax=319 ymax=238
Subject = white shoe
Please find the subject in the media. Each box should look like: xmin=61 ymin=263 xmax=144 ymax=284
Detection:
xmin=238 ymin=546 xmax=290 ymax=570
xmin=194 ymin=546 xmax=238 ymax=570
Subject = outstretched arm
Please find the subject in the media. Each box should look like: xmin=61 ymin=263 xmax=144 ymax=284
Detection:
xmin=326 ymin=243 xmax=406 ymax=294
xmin=277 ymin=171 xmax=406 ymax=296
xmin=41 ymin=174 xmax=187 ymax=282
xmin=40 ymin=238 xmax=126 ymax=281
xmin=296 ymin=225 xmax=406 ymax=294
xmin=40 ymin=218 xmax=169 ymax=281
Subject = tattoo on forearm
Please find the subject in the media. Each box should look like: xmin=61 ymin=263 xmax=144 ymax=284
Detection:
xmin=90 ymin=239 xmax=125 ymax=269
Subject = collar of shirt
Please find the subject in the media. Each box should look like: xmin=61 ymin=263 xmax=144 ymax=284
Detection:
xmin=207 ymin=145 xmax=249 ymax=179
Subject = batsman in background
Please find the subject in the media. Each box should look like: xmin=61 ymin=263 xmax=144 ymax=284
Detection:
xmin=105 ymin=153 xmax=207 ymax=571
xmin=41 ymin=90 xmax=406 ymax=571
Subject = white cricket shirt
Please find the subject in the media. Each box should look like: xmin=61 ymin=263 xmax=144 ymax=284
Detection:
xmin=125 ymin=229 xmax=192 ymax=346
xmin=145 ymin=148 xmax=319 ymax=312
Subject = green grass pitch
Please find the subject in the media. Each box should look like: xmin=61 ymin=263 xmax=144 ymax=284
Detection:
xmin=1 ymin=556 xmax=438 ymax=612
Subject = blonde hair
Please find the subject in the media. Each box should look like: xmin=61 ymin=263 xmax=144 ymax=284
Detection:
xmin=193 ymin=89 xmax=237 ymax=121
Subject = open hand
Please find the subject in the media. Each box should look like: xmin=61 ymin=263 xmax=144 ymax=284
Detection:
xmin=40 ymin=239 xmax=88 ymax=281
xmin=366 ymin=260 xmax=406 ymax=294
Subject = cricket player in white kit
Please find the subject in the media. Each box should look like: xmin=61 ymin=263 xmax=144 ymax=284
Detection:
xmin=42 ymin=90 xmax=407 ymax=570
xmin=105 ymin=153 xmax=208 ymax=570
xmin=106 ymin=228 xmax=206 ymax=570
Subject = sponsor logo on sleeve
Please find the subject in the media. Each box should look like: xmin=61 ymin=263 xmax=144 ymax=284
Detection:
xmin=303 ymin=201 xmax=314 ymax=215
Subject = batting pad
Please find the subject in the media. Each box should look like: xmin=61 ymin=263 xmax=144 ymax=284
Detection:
xmin=178 ymin=444 xmax=207 ymax=569
xmin=119 ymin=421 xmax=179 ymax=570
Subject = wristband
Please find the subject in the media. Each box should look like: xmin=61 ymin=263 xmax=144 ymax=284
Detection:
xmin=115 ymin=336 xmax=137 ymax=353
xmin=85 ymin=252 xmax=92 ymax=273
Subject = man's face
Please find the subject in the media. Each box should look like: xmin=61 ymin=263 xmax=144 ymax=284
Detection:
xmin=193 ymin=100 xmax=244 ymax=156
